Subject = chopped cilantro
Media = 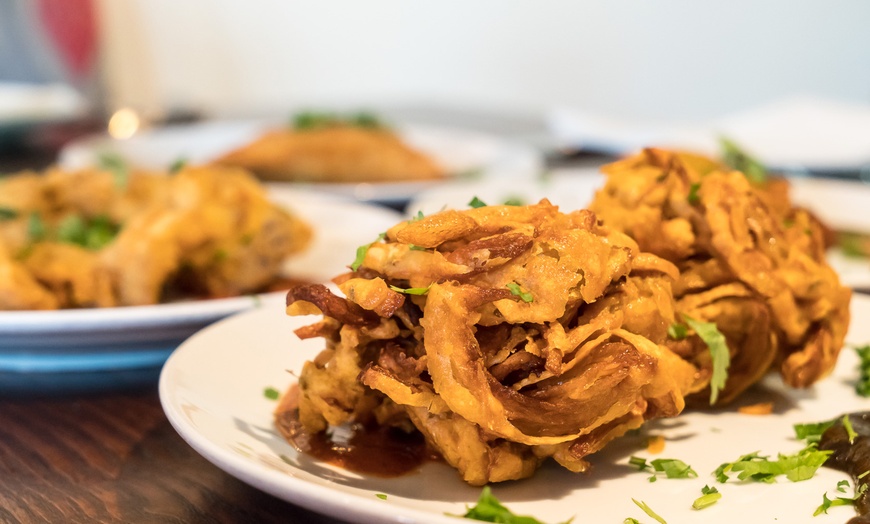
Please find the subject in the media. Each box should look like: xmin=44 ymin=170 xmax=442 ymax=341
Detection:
xmin=714 ymin=444 xmax=832 ymax=484
xmin=263 ymin=386 xmax=280 ymax=400
xmin=855 ymin=345 xmax=870 ymax=396
xmin=629 ymin=456 xmax=696 ymax=481
xmin=51 ymin=214 xmax=120 ymax=250
xmin=692 ymin=485 xmax=721 ymax=510
xmin=376 ymin=493 xmax=387 ymax=500
xmin=813 ymin=491 xmax=855 ymax=516
xmin=629 ymin=456 xmax=650 ymax=471
xmin=292 ymin=111 xmax=336 ymax=130
xmin=388 ymin=284 xmax=430 ymax=295
xmin=98 ymin=152 xmax=130 ymax=188
xmin=169 ymin=157 xmax=188 ymax=173
xmin=409 ymin=210 xmax=425 ymax=222
xmin=56 ymin=215 xmax=87 ymax=245
xmin=720 ymin=137 xmax=768 ymax=184
xmin=506 ymin=282 xmax=533 ymax=303
xmin=682 ymin=315 xmax=730 ymax=404
xmin=794 ymin=419 xmax=836 ymax=444
xmin=844 ymin=414 xmax=859 ymax=444
xmin=687 ymin=183 xmax=701 ymax=204
xmin=631 ymin=499 xmax=667 ymax=524
xmin=292 ymin=111 xmax=384 ymax=131
xmin=458 ymin=486 xmax=572 ymax=524
xmin=27 ymin=212 xmax=46 ymax=242
xmin=349 ymin=111 xmax=382 ymax=129
xmin=667 ymin=323 xmax=688 ymax=340
xmin=503 ymin=196 xmax=524 ymax=206
xmin=468 ymin=196 xmax=488 ymax=208
xmin=837 ymin=480 xmax=851 ymax=493
xmin=0 ymin=206 xmax=18 ymax=220
xmin=408 ymin=244 xmax=428 ymax=251
xmin=349 ymin=232 xmax=385 ymax=271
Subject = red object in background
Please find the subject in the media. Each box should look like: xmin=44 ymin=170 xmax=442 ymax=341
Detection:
xmin=35 ymin=0 xmax=98 ymax=81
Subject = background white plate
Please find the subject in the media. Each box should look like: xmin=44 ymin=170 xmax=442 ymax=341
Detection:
xmin=160 ymin=294 xmax=870 ymax=524
xmin=0 ymin=189 xmax=401 ymax=394
xmin=408 ymin=170 xmax=870 ymax=291
xmin=58 ymin=119 xmax=543 ymax=205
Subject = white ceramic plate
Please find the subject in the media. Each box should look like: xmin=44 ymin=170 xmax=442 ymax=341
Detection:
xmin=58 ymin=119 xmax=543 ymax=205
xmin=161 ymin=294 xmax=870 ymax=524
xmin=408 ymin=170 xmax=870 ymax=290
xmin=0 ymin=189 xmax=401 ymax=393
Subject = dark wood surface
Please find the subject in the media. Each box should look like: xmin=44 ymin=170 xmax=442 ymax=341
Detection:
xmin=0 ymin=387 xmax=347 ymax=524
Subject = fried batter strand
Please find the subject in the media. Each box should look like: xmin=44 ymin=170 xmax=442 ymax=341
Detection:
xmin=283 ymin=201 xmax=698 ymax=485
xmin=590 ymin=149 xmax=851 ymax=400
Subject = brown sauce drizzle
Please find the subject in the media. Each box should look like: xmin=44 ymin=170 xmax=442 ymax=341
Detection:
xmin=274 ymin=390 xmax=437 ymax=478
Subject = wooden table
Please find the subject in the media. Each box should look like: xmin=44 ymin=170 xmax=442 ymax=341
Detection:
xmin=0 ymin=388 xmax=347 ymax=523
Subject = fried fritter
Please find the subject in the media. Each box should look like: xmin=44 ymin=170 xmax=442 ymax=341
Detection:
xmin=283 ymin=201 xmax=699 ymax=485
xmin=0 ymin=165 xmax=312 ymax=309
xmin=214 ymin=125 xmax=444 ymax=183
xmin=590 ymin=149 xmax=851 ymax=400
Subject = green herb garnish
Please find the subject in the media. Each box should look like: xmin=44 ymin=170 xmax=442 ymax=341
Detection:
xmin=263 ymin=386 xmax=280 ymax=400
xmin=631 ymin=499 xmax=667 ymax=524
xmin=629 ymin=456 xmax=697 ymax=482
xmin=169 ymin=157 xmax=188 ymax=173
xmin=503 ymin=197 xmax=524 ymax=206
xmin=468 ymin=196 xmax=488 ymax=208
xmin=0 ymin=206 xmax=18 ymax=220
xmin=714 ymin=444 xmax=832 ymax=484
xmin=843 ymin=414 xmax=858 ymax=444
xmin=292 ymin=111 xmax=384 ymax=131
xmin=687 ymin=183 xmax=701 ymax=204
xmin=458 ymin=486 xmax=571 ymax=524
xmin=856 ymin=344 xmax=870 ymax=397
xmin=506 ymin=282 xmax=533 ymax=303
xmin=98 ymin=152 xmax=130 ymax=188
xmin=692 ymin=485 xmax=721 ymax=510
xmin=376 ymin=493 xmax=387 ymax=500
xmin=813 ymin=491 xmax=856 ymax=516
xmin=720 ymin=137 xmax=767 ymax=184
xmin=624 ymin=519 xmax=640 ymax=524
xmin=349 ymin=232 xmax=386 ymax=271
xmin=389 ymin=285 xmax=430 ymax=296
xmin=794 ymin=419 xmax=836 ymax=444
xmin=682 ymin=315 xmax=730 ymax=405
xmin=27 ymin=212 xmax=46 ymax=242
xmin=667 ymin=323 xmax=688 ymax=340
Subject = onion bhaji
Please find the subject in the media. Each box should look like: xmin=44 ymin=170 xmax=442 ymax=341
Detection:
xmin=279 ymin=148 xmax=852 ymax=486
xmin=213 ymin=124 xmax=445 ymax=184
xmin=0 ymin=164 xmax=311 ymax=310
xmin=589 ymin=148 xmax=851 ymax=400
xmin=283 ymin=201 xmax=701 ymax=485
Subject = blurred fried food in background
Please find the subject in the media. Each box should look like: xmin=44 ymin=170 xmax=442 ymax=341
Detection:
xmin=213 ymin=112 xmax=444 ymax=183
xmin=0 ymin=164 xmax=311 ymax=309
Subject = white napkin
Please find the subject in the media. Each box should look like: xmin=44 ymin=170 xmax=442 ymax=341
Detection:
xmin=548 ymin=96 xmax=870 ymax=171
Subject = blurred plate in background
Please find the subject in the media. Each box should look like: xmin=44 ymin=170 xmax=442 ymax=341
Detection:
xmin=58 ymin=119 xmax=543 ymax=205
xmin=0 ymin=188 xmax=401 ymax=395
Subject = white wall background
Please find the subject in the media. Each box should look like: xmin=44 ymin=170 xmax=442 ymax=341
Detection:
xmin=97 ymin=0 xmax=870 ymax=123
